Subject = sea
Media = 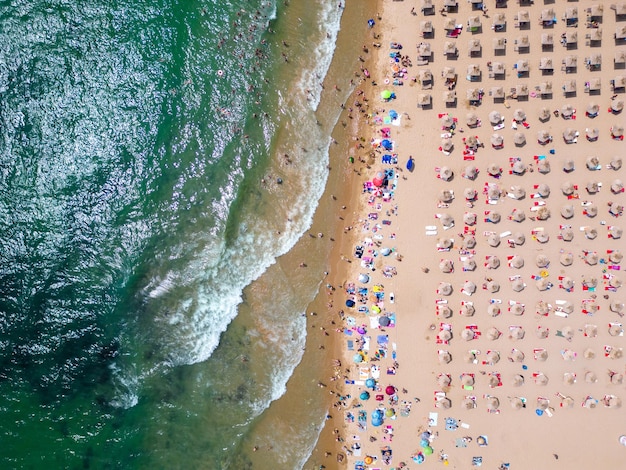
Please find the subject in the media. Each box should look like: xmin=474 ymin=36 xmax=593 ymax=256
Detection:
xmin=0 ymin=0 xmax=373 ymax=468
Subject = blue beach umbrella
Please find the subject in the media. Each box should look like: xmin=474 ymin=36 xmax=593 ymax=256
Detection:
xmin=365 ymin=378 xmax=376 ymax=389
xmin=368 ymin=19 xmax=375 ymax=28
xmin=389 ymin=109 xmax=398 ymax=119
xmin=353 ymin=354 xmax=363 ymax=363
xmin=381 ymin=139 xmax=393 ymax=150
xmin=359 ymin=391 xmax=370 ymax=400
xmin=345 ymin=299 xmax=355 ymax=308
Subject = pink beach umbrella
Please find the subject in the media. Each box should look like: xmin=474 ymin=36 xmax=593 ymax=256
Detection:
xmin=385 ymin=385 xmax=396 ymax=395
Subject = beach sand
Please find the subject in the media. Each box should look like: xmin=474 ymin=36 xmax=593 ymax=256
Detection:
xmin=309 ymin=1 xmax=626 ymax=468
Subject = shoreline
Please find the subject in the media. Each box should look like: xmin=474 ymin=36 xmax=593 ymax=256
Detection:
xmin=312 ymin=0 xmax=626 ymax=468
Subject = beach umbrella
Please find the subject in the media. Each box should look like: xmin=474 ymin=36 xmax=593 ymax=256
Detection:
xmin=561 ymin=277 xmax=574 ymax=291
xmin=607 ymin=397 xmax=622 ymax=409
xmin=563 ymin=128 xmax=578 ymax=143
xmin=464 ymin=351 xmax=477 ymax=364
xmin=582 ymin=276 xmax=598 ymax=289
xmin=563 ymin=159 xmax=575 ymax=173
xmin=485 ymin=255 xmax=500 ymax=270
xmin=513 ymin=109 xmax=526 ymax=122
xmin=609 ymin=203 xmax=624 ymax=217
xmin=463 ymin=236 xmax=476 ymax=249
xmin=465 ymin=135 xmax=479 ymax=149
xmin=611 ymin=156 xmax=623 ymax=170
xmin=610 ymin=300 xmax=624 ymax=314
xmin=535 ymin=254 xmax=550 ymax=268
xmin=561 ymin=182 xmax=576 ymax=196
xmin=512 ymin=232 xmax=525 ymax=245
xmin=437 ymin=397 xmax=451 ymax=409
xmin=508 ymin=209 xmax=525 ymax=223
xmin=534 ymin=183 xmax=549 ymax=198
xmin=514 ymin=132 xmax=526 ymax=146
xmin=560 ymin=301 xmax=574 ymax=314
xmin=510 ymin=304 xmax=525 ymax=316
xmin=486 ymin=280 xmax=500 ymax=293
xmin=461 ymin=374 xmax=475 ymax=387
xmin=385 ymin=408 xmax=395 ymax=418
xmin=611 ymin=180 xmax=624 ymax=194
xmin=537 ymin=159 xmax=551 ymax=174
xmin=535 ymin=349 xmax=548 ymax=362
xmin=463 ymin=258 xmax=477 ymax=272
xmin=487 ymin=234 xmax=500 ymax=247
xmin=586 ymin=156 xmax=601 ymax=170
xmin=512 ymin=374 xmax=525 ymax=387
xmin=609 ymin=324 xmax=624 ymax=336
xmin=461 ymin=397 xmax=476 ymax=410
xmin=378 ymin=315 xmax=391 ymax=327
xmin=487 ymin=185 xmax=502 ymax=202
xmin=463 ymin=212 xmax=477 ymax=226
xmin=585 ymin=251 xmax=599 ymax=265
xmin=536 ymin=300 xmax=550 ymax=316
xmin=562 ymin=104 xmax=575 ymax=117
xmin=584 ymin=204 xmax=598 ymax=218
xmin=359 ymin=391 xmax=370 ymax=400
xmin=461 ymin=303 xmax=475 ymax=316
xmin=610 ymin=251 xmax=624 ymax=264
xmin=509 ymin=348 xmax=525 ymax=363
xmin=560 ymin=227 xmax=574 ymax=241
xmin=365 ymin=378 xmax=376 ymax=389
xmin=487 ymin=164 xmax=502 ymax=177
xmin=489 ymin=110 xmax=502 ymax=125
xmin=490 ymin=134 xmax=504 ymax=148
xmin=535 ymin=373 xmax=549 ymax=386
xmin=560 ymin=204 xmax=575 ymax=219
xmin=372 ymin=171 xmax=385 ymax=187
xmin=536 ymin=397 xmax=550 ymax=411
xmin=439 ymin=259 xmax=454 ymax=273
xmin=536 ymin=326 xmax=549 ymax=339
xmin=512 ymin=161 xmax=526 ymax=175
xmin=612 ymin=125 xmax=625 ymax=138
xmin=535 ymin=231 xmax=549 ymax=243
xmin=584 ymin=324 xmax=598 ymax=338
xmin=439 ymin=166 xmax=453 ymax=181
xmin=563 ymin=372 xmax=577 ymax=385
xmin=487 ymin=304 xmax=501 ymax=317
xmin=539 ymin=107 xmax=551 ymax=122
xmin=611 ymin=373 xmax=624 ymax=385
xmin=441 ymin=138 xmax=454 ymax=152
xmin=586 ymin=127 xmax=599 ymax=141
xmin=510 ymin=186 xmax=525 ymax=200
xmin=358 ymin=273 xmax=370 ymax=283
xmin=385 ymin=385 xmax=396 ymax=395
xmin=464 ymin=165 xmax=479 ymax=180
xmin=439 ymin=213 xmax=454 ymax=228
xmin=487 ymin=350 xmax=500 ymax=364
xmin=353 ymin=353 xmax=363 ymax=363
xmin=585 ymin=228 xmax=598 ymax=241
xmin=560 ymin=252 xmax=573 ymax=266
xmin=587 ymin=102 xmax=600 ymax=116
xmin=486 ymin=327 xmax=501 ymax=341
xmin=437 ymin=282 xmax=453 ymax=296
xmin=381 ymin=90 xmax=392 ymax=100
xmin=440 ymin=115 xmax=455 ymax=129
xmin=346 ymin=299 xmax=356 ymax=308
xmin=439 ymin=189 xmax=455 ymax=203
xmin=438 ymin=329 xmax=452 ymax=342
xmin=560 ymin=326 xmax=574 ymax=341
xmin=466 ymin=113 xmax=479 ymax=127
xmin=535 ymin=278 xmax=550 ymax=291
xmin=486 ymin=211 xmax=501 ymax=223
xmin=610 ymin=348 xmax=624 ymax=360
xmin=510 ymin=397 xmax=524 ymax=410
xmin=438 ymin=306 xmax=453 ymax=318
xmin=462 ymin=281 xmax=476 ymax=294
xmin=509 ymin=327 xmax=525 ymax=340
xmin=437 ymin=238 xmax=452 ymax=250
xmin=438 ymin=351 xmax=452 ymax=364
xmin=586 ymin=371 xmax=598 ymax=384
xmin=486 ymin=397 xmax=500 ymax=412
xmin=537 ymin=130 xmax=551 ymax=145
xmin=512 ymin=278 xmax=526 ymax=292
xmin=510 ymin=256 xmax=524 ymax=269
xmin=464 ymin=188 xmax=478 ymax=201
xmin=461 ymin=329 xmax=476 ymax=341
xmin=611 ymin=99 xmax=624 ymax=114
xmin=536 ymin=207 xmax=550 ymax=221
xmin=610 ymin=276 xmax=622 ymax=288
xmin=488 ymin=374 xmax=500 ymax=388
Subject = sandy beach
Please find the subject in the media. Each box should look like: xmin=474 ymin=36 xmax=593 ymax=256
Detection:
xmin=310 ymin=0 xmax=626 ymax=468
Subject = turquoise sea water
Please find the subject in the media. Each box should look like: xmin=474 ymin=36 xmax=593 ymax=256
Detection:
xmin=0 ymin=0 xmax=349 ymax=467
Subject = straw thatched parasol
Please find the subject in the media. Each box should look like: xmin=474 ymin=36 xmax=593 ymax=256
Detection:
xmin=465 ymin=113 xmax=479 ymax=128
xmin=561 ymin=326 xmax=575 ymax=341
xmin=513 ymin=109 xmax=526 ymax=122
xmin=563 ymin=372 xmax=577 ymax=385
xmin=586 ymin=371 xmax=598 ymax=383
xmin=438 ymin=329 xmax=452 ymax=342
xmin=461 ymin=374 xmax=475 ymax=387
xmin=512 ymin=278 xmax=525 ymax=292
xmin=538 ymin=159 xmax=551 ymax=174
xmin=606 ymin=396 xmax=622 ymax=409
xmin=513 ymin=133 xmax=526 ymax=146
xmin=610 ymin=276 xmax=622 ymax=289
xmin=535 ymin=254 xmax=550 ymax=268
xmin=440 ymin=115 xmax=455 ymax=129
xmin=612 ymin=125 xmax=625 ymax=138
xmin=611 ymin=179 xmax=624 ymax=194
xmin=563 ymin=159 xmax=575 ymax=173
xmin=512 ymin=232 xmax=525 ymax=245
xmin=584 ymin=228 xmax=598 ymax=241
xmin=488 ymin=374 xmax=500 ymax=388
xmin=461 ymin=303 xmax=475 ymax=316
xmin=417 ymin=93 xmax=432 ymax=107
xmin=509 ymin=327 xmax=525 ymax=341
xmin=509 ymin=349 xmax=525 ymax=363
xmin=609 ymin=324 xmax=624 ymax=336
xmin=463 ymin=165 xmax=479 ymax=180
xmin=563 ymin=128 xmax=578 ymax=143
xmin=587 ymin=103 xmax=600 ymax=117
xmin=462 ymin=280 xmax=476 ymax=294
xmin=561 ymin=181 xmax=575 ymax=196
xmin=486 ymin=327 xmax=501 ymax=341
xmin=439 ymin=189 xmax=455 ymax=203
xmin=535 ymin=349 xmax=548 ymax=362
xmin=486 ymin=350 xmax=500 ymax=365
xmin=487 ymin=304 xmax=501 ymax=317
xmin=461 ymin=397 xmax=476 ymax=410
xmin=535 ymin=278 xmax=550 ymax=291
xmin=535 ymin=373 xmax=549 ymax=386
xmin=536 ymin=326 xmax=549 ymax=339
xmin=562 ymin=104 xmax=575 ymax=117
xmin=441 ymin=138 xmax=454 ymax=152
xmin=610 ymin=372 xmax=624 ymax=385
xmin=510 ymin=397 xmax=524 ymax=410
xmin=440 ymin=259 xmax=454 ymax=273
xmin=561 ymin=396 xmax=575 ymax=409
xmin=610 ymin=300 xmax=624 ymax=314
xmin=468 ymin=38 xmax=481 ymax=55
xmin=463 ymin=259 xmax=477 ymax=272
xmin=539 ymin=107 xmax=551 ymax=122
xmin=535 ymin=231 xmax=549 ymax=243
xmin=584 ymin=324 xmax=598 ymax=338
xmin=510 ymin=255 xmax=524 ymax=269
xmin=560 ymin=252 xmax=574 ymax=266
xmin=439 ymin=306 xmax=453 ymax=318
xmin=487 ymin=165 xmax=502 ymax=179
xmin=512 ymin=374 xmax=525 ymax=387
xmin=510 ymin=186 xmax=525 ymax=200
xmin=560 ymin=227 xmax=574 ymax=242
xmin=486 ymin=256 xmax=500 ymax=269
xmin=586 ymin=156 xmax=601 ymax=170
xmin=438 ymin=350 xmax=452 ymax=364
xmin=463 ymin=212 xmax=477 ymax=225
xmin=584 ymin=204 xmax=598 ymax=218
xmin=438 ymin=373 xmax=451 ymax=388
xmin=586 ymin=127 xmax=600 ymax=141
xmin=439 ymin=166 xmax=453 ymax=181
xmin=536 ymin=207 xmax=550 ymax=221
xmin=609 ymin=348 xmax=624 ymax=360
xmin=537 ymin=130 xmax=551 ymax=145
xmin=536 ymin=397 xmax=550 ymax=411
xmin=438 ymin=282 xmax=453 ymax=296
xmin=437 ymin=238 xmax=453 ymax=250
xmin=560 ymin=204 xmax=574 ymax=219
xmin=486 ymin=280 xmax=500 ymax=293
xmin=464 ymin=351 xmax=477 ymax=364
xmin=486 ymin=211 xmax=501 ymax=223
xmin=510 ymin=304 xmax=525 ymax=316
xmin=511 ymin=210 xmax=526 ymax=224
xmin=491 ymin=134 xmax=504 ymax=148
xmin=486 ymin=396 xmax=500 ymax=412
xmin=582 ymin=276 xmax=598 ymax=289
xmin=439 ymin=213 xmax=454 ymax=228
xmin=611 ymin=99 xmax=624 ymax=114
xmin=609 ymin=203 xmax=624 ymax=217
xmin=487 ymin=233 xmax=501 ymax=247
xmin=488 ymin=110 xmax=502 ymax=125
xmin=609 ymin=251 xmax=624 ymax=264
xmin=536 ymin=300 xmax=550 ymax=316
xmin=463 ymin=236 xmax=476 ymax=249
xmin=436 ymin=397 xmax=452 ymax=409
xmin=464 ymin=187 xmax=478 ymax=201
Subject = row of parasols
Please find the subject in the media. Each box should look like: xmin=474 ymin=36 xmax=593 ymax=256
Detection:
xmin=433 ymin=394 xmax=622 ymax=412
xmin=438 ymin=299 xmax=625 ymax=317
xmin=437 ymin=346 xmax=626 ymax=365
